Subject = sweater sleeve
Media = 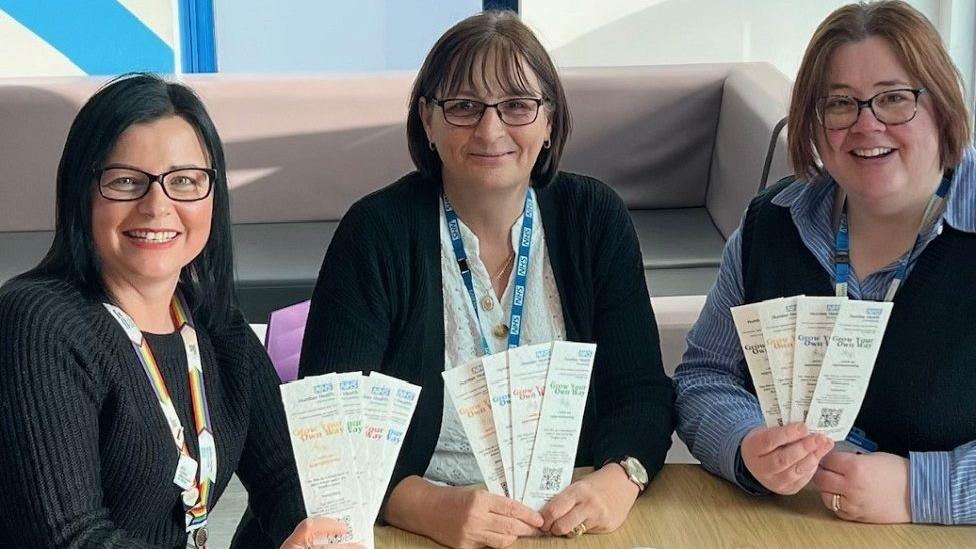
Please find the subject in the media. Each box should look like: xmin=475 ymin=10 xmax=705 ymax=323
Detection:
xmin=586 ymin=184 xmax=676 ymax=486
xmin=0 ymin=291 xmax=156 ymax=548
xmin=672 ymin=228 xmax=768 ymax=494
xmin=298 ymin=199 xmax=395 ymax=379
xmin=218 ymin=311 xmax=306 ymax=547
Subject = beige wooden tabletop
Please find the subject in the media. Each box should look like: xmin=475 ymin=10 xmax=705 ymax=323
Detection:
xmin=373 ymin=464 xmax=976 ymax=548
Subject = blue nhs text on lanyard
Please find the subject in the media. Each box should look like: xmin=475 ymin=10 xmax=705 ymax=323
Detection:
xmin=443 ymin=189 xmax=534 ymax=356
xmin=834 ymin=176 xmax=951 ymax=301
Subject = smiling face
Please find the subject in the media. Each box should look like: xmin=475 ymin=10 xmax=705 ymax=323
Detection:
xmin=91 ymin=115 xmax=213 ymax=290
xmin=420 ymin=55 xmax=552 ymax=194
xmin=815 ymin=36 xmax=943 ymax=210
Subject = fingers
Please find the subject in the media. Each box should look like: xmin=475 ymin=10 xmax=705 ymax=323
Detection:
xmin=751 ymin=422 xmax=810 ymax=455
xmin=819 ymin=449 xmax=856 ymax=473
xmin=485 ymin=512 xmax=542 ymax=538
xmin=539 ymin=488 xmax=579 ymax=530
xmin=549 ymin=503 xmax=588 ymax=537
xmin=487 ymin=493 xmax=544 ymax=528
xmin=812 ymin=466 xmax=846 ymax=495
xmin=480 ymin=530 xmax=518 ymax=548
xmin=766 ymin=435 xmax=821 ymax=475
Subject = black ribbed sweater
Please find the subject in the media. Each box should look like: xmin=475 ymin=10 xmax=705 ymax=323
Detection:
xmin=0 ymin=277 xmax=305 ymax=548
xmin=297 ymin=171 xmax=676 ymax=509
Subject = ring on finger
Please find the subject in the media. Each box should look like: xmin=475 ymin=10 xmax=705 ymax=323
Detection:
xmin=568 ymin=522 xmax=587 ymax=538
xmin=831 ymin=493 xmax=842 ymax=513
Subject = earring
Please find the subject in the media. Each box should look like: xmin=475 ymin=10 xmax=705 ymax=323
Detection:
xmin=543 ymin=139 xmax=551 ymax=149
xmin=429 ymin=141 xmax=436 ymax=151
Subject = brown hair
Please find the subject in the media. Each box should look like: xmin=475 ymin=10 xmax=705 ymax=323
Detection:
xmin=789 ymin=0 xmax=971 ymax=178
xmin=406 ymin=10 xmax=571 ymax=187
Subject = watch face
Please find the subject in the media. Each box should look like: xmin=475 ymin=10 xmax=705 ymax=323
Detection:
xmin=625 ymin=457 xmax=648 ymax=484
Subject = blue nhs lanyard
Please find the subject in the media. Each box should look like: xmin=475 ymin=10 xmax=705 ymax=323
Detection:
xmin=442 ymin=189 xmax=535 ymax=355
xmin=834 ymin=176 xmax=951 ymax=301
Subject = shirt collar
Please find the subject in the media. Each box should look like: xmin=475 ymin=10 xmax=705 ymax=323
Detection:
xmin=772 ymin=145 xmax=976 ymax=234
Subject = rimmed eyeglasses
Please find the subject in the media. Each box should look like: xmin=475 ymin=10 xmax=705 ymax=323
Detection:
xmin=430 ymin=97 xmax=547 ymax=127
xmin=94 ymin=165 xmax=215 ymax=202
xmin=817 ymin=88 xmax=928 ymax=130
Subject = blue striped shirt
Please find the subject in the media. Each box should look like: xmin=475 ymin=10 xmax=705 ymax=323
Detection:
xmin=674 ymin=147 xmax=976 ymax=524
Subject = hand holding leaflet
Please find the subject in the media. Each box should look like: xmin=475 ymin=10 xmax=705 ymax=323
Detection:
xmin=522 ymin=342 xmax=595 ymax=510
xmin=280 ymin=374 xmax=367 ymax=544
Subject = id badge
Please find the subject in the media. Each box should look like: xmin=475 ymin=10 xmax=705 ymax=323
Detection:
xmin=173 ymin=454 xmax=198 ymax=490
xmin=834 ymin=427 xmax=878 ymax=454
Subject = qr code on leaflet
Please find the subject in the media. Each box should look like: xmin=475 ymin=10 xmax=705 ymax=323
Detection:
xmin=541 ymin=467 xmax=563 ymax=491
xmin=324 ymin=514 xmax=353 ymax=543
xmin=817 ymin=407 xmax=842 ymax=429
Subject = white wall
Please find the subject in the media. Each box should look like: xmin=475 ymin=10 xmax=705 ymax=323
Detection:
xmin=521 ymin=0 xmax=972 ymax=101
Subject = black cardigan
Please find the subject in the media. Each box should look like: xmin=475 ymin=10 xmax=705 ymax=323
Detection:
xmin=0 ymin=277 xmax=305 ymax=548
xmin=298 ymin=171 xmax=676 ymax=508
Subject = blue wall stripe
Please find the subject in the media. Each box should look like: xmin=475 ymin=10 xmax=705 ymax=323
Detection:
xmin=179 ymin=0 xmax=217 ymax=73
xmin=0 ymin=0 xmax=174 ymax=75
xmin=483 ymin=0 xmax=518 ymax=11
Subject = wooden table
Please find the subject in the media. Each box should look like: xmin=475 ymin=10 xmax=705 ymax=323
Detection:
xmin=374 ymin=465 xmax=976 ymax=548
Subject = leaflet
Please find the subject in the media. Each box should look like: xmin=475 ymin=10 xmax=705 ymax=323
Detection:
xmin=522 ymin=342 xmax=595 ymax=510
xmin=280 ymin=375 xmax=366 ymax=544
xmin=791 ymin=296 xmax=846 ymax=423
xmin=806 ymin=300 xmax=893 ymax=440
xmin=336 ymin=372 xmax=366 ymax=499
xmin=482 ymin=351 xmax=514 ymax=497
xmin=360 ymin=374 xmax=393 ymax=514
xmin=367 ymin=373 xmax=421 ymax=524
xmin=507 ymin=342 xmax=552 ymax=501
xmin=730 ymin=303 xmax=782 ymax=427
xmin=758 ymin=297 xmax=800 ymax=423
xmin=442 ymin=358 xmax=508 ymax=496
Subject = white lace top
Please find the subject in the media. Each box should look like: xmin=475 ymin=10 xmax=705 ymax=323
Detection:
xmin=424 ymin=189 xmax=567 ymax=486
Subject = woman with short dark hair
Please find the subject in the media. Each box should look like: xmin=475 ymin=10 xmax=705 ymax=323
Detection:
xmin=675 ymin=0 xmax=976 ymax=525
xmin=0 ymin=74 xmax=356 ymax=548
xmin=298 ymin=10 xmax=675 ymax=548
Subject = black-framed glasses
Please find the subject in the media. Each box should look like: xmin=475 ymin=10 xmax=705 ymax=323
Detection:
xmin=817 ymin=88 xmax=928 ymax=130
xmin=431 ymin=97 xmax=546 ymax=127
xmin=94 ymin=165 xmax=216 ymax=202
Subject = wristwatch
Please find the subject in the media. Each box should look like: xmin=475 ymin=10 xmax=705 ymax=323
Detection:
xmin=614 ymin=456 xmax=648 ymax=493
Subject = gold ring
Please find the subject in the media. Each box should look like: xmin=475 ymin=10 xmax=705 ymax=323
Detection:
xmin=831 ymin=493 xmax=842 ymax=513
xmin=569 ymin=522 xmax=587 ymax=538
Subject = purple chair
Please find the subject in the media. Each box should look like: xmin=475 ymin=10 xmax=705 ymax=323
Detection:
xmin=264 ymin=300 xmax=311 ymax=383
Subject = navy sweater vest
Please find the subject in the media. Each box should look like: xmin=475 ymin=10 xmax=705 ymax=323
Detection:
xmin=740 ymin=178 xmax=976 ymax=456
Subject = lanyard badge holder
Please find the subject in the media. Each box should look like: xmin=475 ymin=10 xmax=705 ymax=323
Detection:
xmin=104 ymin=293 xmax=217 ymax=548
xmin=443 ymin=188 xmax=535 ymax=355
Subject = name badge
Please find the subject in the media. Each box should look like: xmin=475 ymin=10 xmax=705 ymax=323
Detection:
xmin=174 ymin=454 xmax=198 ymax=491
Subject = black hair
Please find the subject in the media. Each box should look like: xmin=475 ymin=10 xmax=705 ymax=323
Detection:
xmin=20 ymin=72 xmax=235 ymax=330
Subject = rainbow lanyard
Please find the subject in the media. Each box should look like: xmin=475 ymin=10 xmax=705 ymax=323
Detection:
xmin=104 ymin=293 xmax=216 ymax=546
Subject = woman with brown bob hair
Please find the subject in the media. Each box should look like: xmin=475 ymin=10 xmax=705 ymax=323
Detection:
xmin=675 ymin=0 xmax=976 ymax=525
xmin=298 ymin=10 xmax=675 ymax=548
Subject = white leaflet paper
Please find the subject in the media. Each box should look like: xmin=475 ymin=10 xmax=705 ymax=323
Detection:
xmin=442 ymin=357 xmax=508 ymax=496
xmin=280 ymin=375 xmax=367 ymax=544
xmin=806 ymin=300 xmax=893 ymax=440
xmin=758 ymin=297 xmax=800 ymax=423
xmin=481 ymin=351 xmax=514 ymax=497
xmin=507 ymin=342 xmax=551 ymax=501
xmin=522 ymin=342 xmax=595 ymax=510
xmin=335 ymin=372 xmax=366 ymax=510
xmin=367 ymin=373 xmax=421 ymax=524
xmin=730 ymin=303 xmax=782 ymax=427
xmin=360 ymin=374 xmax=393 ymax=517
xmin=791 ymin=296 xmax=846 ymax=423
